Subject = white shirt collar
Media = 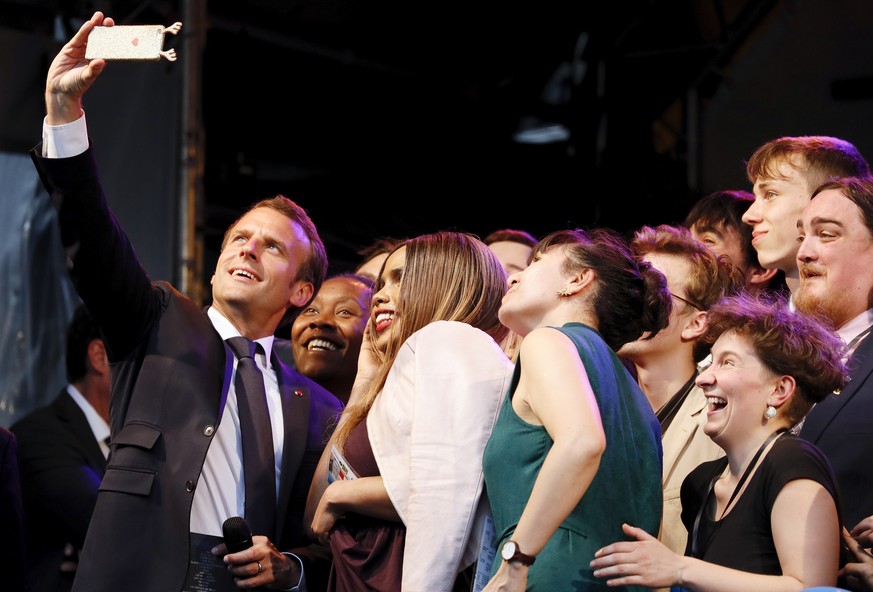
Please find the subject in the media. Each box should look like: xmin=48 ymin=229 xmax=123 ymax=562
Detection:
xmin=838 ymin=308 xmax=873 ymax=346
xmin=207 ymin=307 xmax=275 ymax=366
xmin=66 ymin=384 xmax=110 ymax=457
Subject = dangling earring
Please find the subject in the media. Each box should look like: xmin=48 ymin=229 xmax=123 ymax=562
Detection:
xmin=557 ymin=287 xmax=572 ymax=297
xmin=764 ymin=405 xmax=777 ymax=420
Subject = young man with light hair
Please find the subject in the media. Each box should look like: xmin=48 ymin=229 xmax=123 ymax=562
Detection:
xmin=742 ymin=135 xmax=870 ymax=296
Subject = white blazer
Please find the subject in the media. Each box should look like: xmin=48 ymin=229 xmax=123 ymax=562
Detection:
xmin=368 ymin=321 xmax=514 ymax=591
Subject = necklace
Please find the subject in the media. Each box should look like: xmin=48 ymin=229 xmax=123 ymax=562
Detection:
xmin=690 ymin=428 xmax=788 ymax=558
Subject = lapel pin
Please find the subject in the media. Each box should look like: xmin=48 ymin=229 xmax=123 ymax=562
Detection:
xmin=294 ymin=390 xmax=304 ymax=397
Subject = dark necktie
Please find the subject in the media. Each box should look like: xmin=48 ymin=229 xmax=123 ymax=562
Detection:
xmin=226 ymin=337 xmax=277 ymax=539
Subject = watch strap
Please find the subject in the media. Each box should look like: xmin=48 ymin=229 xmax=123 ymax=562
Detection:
xmin=502 ymin=540 xmax=536 ymax=566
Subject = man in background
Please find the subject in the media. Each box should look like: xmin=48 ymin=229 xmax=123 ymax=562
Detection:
xmin=620 ymin=224 xmax=741 ymax=570
xmin=684 ymin=189 xmax=781 ymax=295
xmin=484 ymin=228 xmax=538 ymax=275
xmin=12 ymin=304 xmax=109 ymax=592
xmin=795 ymin=176 xmax=873 ymax=540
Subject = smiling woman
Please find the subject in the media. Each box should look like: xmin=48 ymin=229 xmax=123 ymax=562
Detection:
xmin=282 ymin=273 xmax=374 ymax=404
xmin=304 ymin=232 xmax=513 ymax=592
xmin=591 ymin=292 xmax=849 ymax=592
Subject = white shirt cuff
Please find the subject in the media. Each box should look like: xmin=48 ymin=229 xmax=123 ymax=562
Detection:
xmin=42 ymin=110 xmax=88 ymax=158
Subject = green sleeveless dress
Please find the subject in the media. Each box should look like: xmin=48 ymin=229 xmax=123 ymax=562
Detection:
xmin=482 ymin=323 xmax=662 ymax=591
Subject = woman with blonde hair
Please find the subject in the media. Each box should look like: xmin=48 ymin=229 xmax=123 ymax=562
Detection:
xmin=307 ymin=231 xmax=514 ymax=591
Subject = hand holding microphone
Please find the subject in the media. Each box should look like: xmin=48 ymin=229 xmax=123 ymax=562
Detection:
xmin=221 ymin=516 xmax=263 ymax=575
xmin=222 ymin=516 xmax=254 ymax=553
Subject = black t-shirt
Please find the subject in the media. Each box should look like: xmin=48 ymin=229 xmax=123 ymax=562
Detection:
xmin=680 ymin=435 xmax=841 ymax=575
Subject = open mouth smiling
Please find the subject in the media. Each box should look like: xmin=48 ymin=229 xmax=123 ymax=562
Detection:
xmin=374 ymin=311 xmax=395 ymax=332
xmin=305 ymin=337 xmax=340 ymax=352
xmin=706 ymin=396 xmax=727 ymax=411
xmin=231 ymin=268 xmax=259 ymax=281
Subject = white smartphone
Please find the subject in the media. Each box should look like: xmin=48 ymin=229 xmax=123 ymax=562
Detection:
xmin=85 ymin=23 xmax=182 ymax=62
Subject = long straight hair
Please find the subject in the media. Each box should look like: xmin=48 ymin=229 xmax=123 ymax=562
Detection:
xmin=333 ymin=231 xmax=509 ymax=449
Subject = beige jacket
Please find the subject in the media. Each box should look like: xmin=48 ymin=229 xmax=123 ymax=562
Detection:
xmin=660 ymin=384 xmax=725 ymax=557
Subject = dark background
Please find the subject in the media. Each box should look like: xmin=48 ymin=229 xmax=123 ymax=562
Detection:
xmin=3 ymin=0 xmax=873 ymax=289
xmin=2 ymin=0 xmax=873 ymax=427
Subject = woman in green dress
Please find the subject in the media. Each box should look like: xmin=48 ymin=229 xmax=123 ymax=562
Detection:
xmin=482 ymin=228 xmax=672 ymax=591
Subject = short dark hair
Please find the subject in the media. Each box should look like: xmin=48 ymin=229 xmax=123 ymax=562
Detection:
xmin=684 ymin=190 xmax=758 ymax=270
xmin=483 ymin=228 xmax=538 ymax=248
xmin=355 ymin=237 xmax=402 ymax=268
xmin=66 ymin=304 xmax=102 ymax=383
xmin=811 ymin=176 xmax=873 ymax=238
xmin=534 ymin=228 xmax=671 ymax=351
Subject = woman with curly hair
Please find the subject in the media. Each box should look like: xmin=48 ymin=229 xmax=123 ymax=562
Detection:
xmin=592 ymin=293 xmax=848 ymax=591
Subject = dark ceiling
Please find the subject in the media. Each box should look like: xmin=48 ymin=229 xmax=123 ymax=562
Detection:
xmin=203 ymin=0 xmax=778 ymax=272
xmin=3 ymin=0 xmax=778 ymax=273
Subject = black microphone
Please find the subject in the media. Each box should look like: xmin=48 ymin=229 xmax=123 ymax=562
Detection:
xmin=222 ymin=516 xmax=254 ymax=554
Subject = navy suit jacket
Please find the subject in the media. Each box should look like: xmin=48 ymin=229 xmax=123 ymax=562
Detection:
xmin=0 ymin=426 xmax=30 ymax=592
xmin=11 ymin=390 xmax=106 ymax=592
xmin=31 ymin=146 xmax=343 ymax=592
xmin=800 ymin=330 xmax=873 ymax=528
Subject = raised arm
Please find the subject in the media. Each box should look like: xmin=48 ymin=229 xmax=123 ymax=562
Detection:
xmin=45 ymin=11 xmax=114 ymax=125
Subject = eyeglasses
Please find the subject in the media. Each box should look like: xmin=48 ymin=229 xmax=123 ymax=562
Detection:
xmin=670 ymin=292 xmax=702 ymax=311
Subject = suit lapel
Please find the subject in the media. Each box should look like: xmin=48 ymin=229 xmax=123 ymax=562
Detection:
xmin=801 ymin=331 xmax=873 ymax=443
xmin=54 ymin=390 xmax=107 ymax=471
xmin=272 ymin=353 xmax=311 ymax=540
xmin=661 ymin=387 xmax=706 ymax=477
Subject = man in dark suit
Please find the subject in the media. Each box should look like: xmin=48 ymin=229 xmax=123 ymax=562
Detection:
xmin=795 ymin=176 xmax=873 ymax=544
xmin=31 ymin=12 xmax=343 ymax=592
xmin=11 ymin=304 xmax=110 ymax=592
xmin=0 ymin=425 xmax=30 ymax=592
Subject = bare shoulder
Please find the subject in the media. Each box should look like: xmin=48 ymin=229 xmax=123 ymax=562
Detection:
xmin=520 ymin=326 xmax=574 ymax=354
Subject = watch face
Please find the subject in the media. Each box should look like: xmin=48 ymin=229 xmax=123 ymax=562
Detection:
xmin=501 ymin=541 xmax=517 ymax=560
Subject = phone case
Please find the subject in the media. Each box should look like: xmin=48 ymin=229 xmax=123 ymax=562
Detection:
xmin=85 ymin=22 xmax=183 ymax=62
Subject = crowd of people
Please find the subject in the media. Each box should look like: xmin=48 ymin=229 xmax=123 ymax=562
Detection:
xmin=7 ymin=9 xmax=873 ymax=592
